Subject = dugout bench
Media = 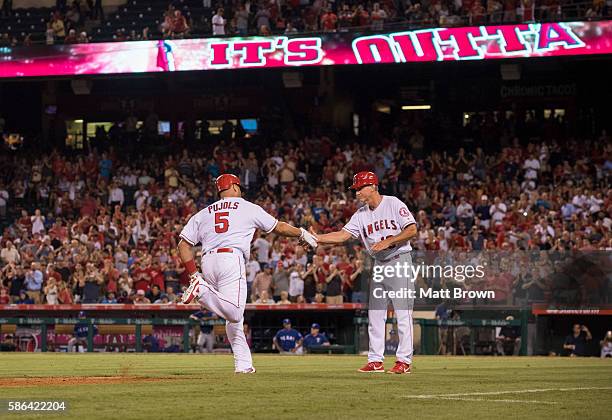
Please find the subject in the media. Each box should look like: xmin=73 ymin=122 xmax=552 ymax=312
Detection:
xmin=415 ymin=318 xmax=527 ymax=356
xmin=531 ymin=304 xmax=612 ymax=356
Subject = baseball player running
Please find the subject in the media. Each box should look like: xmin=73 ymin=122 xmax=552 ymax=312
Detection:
xmin=178 ymin=174 xmax=317 ymax=373
xmin=310 ymin=171 xmax=417 ymax=374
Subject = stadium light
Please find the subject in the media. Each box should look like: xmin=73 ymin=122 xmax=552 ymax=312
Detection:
xmin=401 ymin=105 xmax=431 ymax=111
xmin=375 ymin=104 xmax=391 ymax=114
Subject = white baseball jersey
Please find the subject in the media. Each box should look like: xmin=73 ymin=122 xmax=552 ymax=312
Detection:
xmin=246 ymin=259 xmax=261 ymax=283
xmin=253 ymin=237 xmax=271 ymax=263
xmin=342 ymin=195 xmax=416 ymax=261
xmin=179 ymin=197 xmax=278 ymax=260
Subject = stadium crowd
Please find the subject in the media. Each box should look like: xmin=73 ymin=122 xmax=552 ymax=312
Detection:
xmin=199 ymin=0 xmax=583 ymax=38
xmin=0 ymin=0 xmax=609 ymax=46
xmin=0 ymin=108 xmax=610 ymax=307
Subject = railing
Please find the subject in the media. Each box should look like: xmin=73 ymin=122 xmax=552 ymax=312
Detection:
xmin=0 ymin=303 xmax=365 ymax=311
xmin=1 ymin=315 xmax=529 ymax=354
xmin=2 ymin=2 xmax=609 ymax=45
xmin=92 ymin=2 xmax=612 ymax=42
xmin=0 ymin=316 xmax=221 ymax=352
xmin=0 ymin=304 xmax=366 ymax=353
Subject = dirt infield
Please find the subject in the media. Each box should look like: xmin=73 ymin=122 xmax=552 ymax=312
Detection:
xmin=0 ymin=376 xmax=175 ymax=387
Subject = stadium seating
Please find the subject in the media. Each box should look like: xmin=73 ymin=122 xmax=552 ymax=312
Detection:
xmin=92 ymin=0 xmax=209 ymax=41
xmin=0 ymin=0 xmax=608 ymax=45
xmin=0 ymin=7 xmax=53 ymax=43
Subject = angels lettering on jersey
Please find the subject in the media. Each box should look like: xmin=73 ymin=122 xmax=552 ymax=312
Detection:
xmin=342 ymin=195 xmax=416 ymax=261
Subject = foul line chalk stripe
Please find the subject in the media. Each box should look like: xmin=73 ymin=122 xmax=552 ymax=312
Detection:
xmin=404 ymin=387 xmax=612 ymax=401
xmin=436 ymin=397 xmax=557 ymax=405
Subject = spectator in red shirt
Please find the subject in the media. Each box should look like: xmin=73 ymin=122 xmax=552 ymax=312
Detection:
xmin=131 ymin=260 xmax=152 ymax=292
xmin=171 ymin=10 xmax=189 ymax=37
xmin=370 ymin=3 xmax=387 ymax=31
xmin=102 ymin=259 xmax=119 ymax=293
xmin=503 ymin=0 xmax=517 ymax=21
xmin=149 ymin=260 xmax=165 ymax=291
xmin=320 ymin=9 xmax=338 ymax=32
xmin=470 ymin=1 xmax=486 ymax=25
xmin=0 ymin=287 xmax=9 ymax=304
xmin=520 ymin=0 xmax=536 ymax=21
xmin=45 ymin=263 xmax=62 ymax=284
xmin=57 ymin=281 xmax=73 ymax=304
xmin=64 ymin=29 xmax=78 ymax=44
xmin=353 ymin=5 xmax=370 ymax=27
xmin=80 ymin=194 xmax=97 ymax=217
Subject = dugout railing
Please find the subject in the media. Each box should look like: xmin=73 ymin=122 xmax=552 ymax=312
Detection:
xmin=352 ymin=316 xmax=528 ymax=356
xmin=0 ymin=312 xmax=529 ymax=355
xmin=4 ymin=304 xmax=612 ymax=355
xmin=0 ymin=303 xmax=366 ymax=353
xmin=0 ymin=316 xmax=223 ymax=353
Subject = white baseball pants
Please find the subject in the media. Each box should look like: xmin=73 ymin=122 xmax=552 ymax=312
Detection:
xmin=368 ymin=252 xmax=414 ymax=364
xmin=197 ymin=252 xmax=252 ymax=372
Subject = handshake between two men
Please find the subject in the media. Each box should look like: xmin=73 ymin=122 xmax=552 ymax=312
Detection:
xmin=297 ymin=227 xmax=318 ymax=250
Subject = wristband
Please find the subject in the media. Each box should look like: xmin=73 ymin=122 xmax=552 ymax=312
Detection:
xmin=184 ymin=259 xmax=197 ymax=275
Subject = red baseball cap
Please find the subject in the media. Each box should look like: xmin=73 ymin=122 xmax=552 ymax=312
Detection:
xmin=349 ymin=171 xmax=378 ymax=190
xmin=216 ymin=174 xmax=241 ymax=193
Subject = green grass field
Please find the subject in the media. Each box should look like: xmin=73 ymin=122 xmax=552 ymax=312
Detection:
xmin=0 ymin=354 xmax=611 ymax=419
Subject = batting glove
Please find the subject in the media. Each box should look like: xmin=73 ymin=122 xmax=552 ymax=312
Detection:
xmin=299 ymin=227 xmax=318 ymax=249
xmin=189 ymin=271 xmax=204 ymax=284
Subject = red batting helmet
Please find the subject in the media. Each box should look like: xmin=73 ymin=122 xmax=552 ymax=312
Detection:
xmin=349 ymin=171 xmax=378 ymax=190
xmin=216 ymin=174 xmax=241 ymax=193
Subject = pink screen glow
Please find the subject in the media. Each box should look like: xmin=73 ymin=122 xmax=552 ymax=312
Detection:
xmin=0 ymin=21 xmax=610 ymax=78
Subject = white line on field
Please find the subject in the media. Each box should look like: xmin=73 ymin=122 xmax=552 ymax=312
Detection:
xmin=405 ymin=387 xmax=612 ymax=403
xmin=437 ymin=397 xmax=557 ymax=405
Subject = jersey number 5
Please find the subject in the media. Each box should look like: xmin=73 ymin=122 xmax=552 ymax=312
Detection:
xmin=214 ymin=212 xmax=230 ymax=233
